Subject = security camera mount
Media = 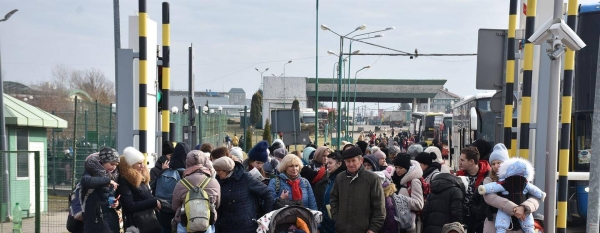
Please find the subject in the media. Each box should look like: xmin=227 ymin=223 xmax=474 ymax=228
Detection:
xmin=528 ymin=17 xmax=586 ymax=60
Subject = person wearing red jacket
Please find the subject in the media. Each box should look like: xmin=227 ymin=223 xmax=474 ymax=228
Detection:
xmin=456 ymin=146 xmax=490 ymax=233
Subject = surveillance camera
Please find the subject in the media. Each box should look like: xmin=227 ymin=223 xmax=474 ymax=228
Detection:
xmin=548 ymin=20 xmax=586 ymax=51
xmin=528 ymin=17 xmax=555 ymax=45
xmin=409 ymin=56 xmax=414 ymax=59
xmin=529 ymin=17 xmax=586 ymax=51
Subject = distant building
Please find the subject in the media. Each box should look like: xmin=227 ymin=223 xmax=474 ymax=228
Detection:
xmin=417 ymin=88 xmax=461 ymax=113
xmin=228 ymin=88 xmax=246 ymax=105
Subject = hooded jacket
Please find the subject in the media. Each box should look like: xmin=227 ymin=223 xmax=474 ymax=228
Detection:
xmin=313 ymin=163 xmax=347 ymax=233
xmin=422 ymin=173 xmax=465 ymax=233
xmin=392 ymin=160 xmax=424 ymax=233
xmin=363 ymin=154 xmax=380 ymax=171
xmin=171 ymin=151 xmax=221 ymax=224
xmin=267 ymin=173 xmax=318 ymax=210
xmin=380 ymin=181 xmax=399 ymax=233
xmin=80 ymin=154 xmax=120 ymax=233
xmin=330 ymin=165 xmax=386 ymax=233
xmin=116 ymin=157 xmax=158 ymax=228
xmin=422 ymin=162 xmax=441 ymax=184
xmin=216 ymin=161 xmax=274 ymax=233
xmin=482 ymin=176 xmax=540 ymax=233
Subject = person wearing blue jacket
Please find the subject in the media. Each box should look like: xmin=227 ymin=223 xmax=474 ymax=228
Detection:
xmin=268 ymin=154 xmax=317 ymax=210
xmin=214 ymin=157 xmax=274 ymax=233
xmin=80 ymin=148 xmax=121 ymax=233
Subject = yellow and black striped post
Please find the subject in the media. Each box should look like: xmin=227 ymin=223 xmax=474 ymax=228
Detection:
xmin=139 ymin=0 xmax=148 ymax=159
xmin=504 ymin=0 xmax=517 ymax=156
xmin=557 ymin=1 xmax=578 ymax=232
xmin=518 ymin=0 xmax=536 ymax=160
xmin=161 ymin=2 xmax=171 ymax=142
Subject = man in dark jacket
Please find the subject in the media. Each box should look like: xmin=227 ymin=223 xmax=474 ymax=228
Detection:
xmin=150 ymin=141 xmax=174 ymax=194
xmin=456 ymin=146 xmax=490 ymax=233
xmin=422 ymin=173 xmax=467 ymax=233
xmin=330 ymin=147 xmax=386 ymax=233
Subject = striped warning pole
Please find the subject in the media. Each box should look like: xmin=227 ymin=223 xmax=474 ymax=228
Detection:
xmin=504 ymin=0 xmax=518 ymax=156
xmin=138 ymin=0 xmax=148 ymax=159
xmin=557 ymin=0 xmax=578 ymax=232
xmin=161 ymin=2 xmax=171 ymax=142
xmin=518 ymin=0 xmax=536 ymax=160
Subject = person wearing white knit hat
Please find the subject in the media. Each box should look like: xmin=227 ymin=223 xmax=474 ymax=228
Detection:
xmin=424 ymin=146 xmax=451 ymax=174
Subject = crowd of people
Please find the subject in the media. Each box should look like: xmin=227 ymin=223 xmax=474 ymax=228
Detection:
xmin=66 ymin=132 xmax=544 ymax=233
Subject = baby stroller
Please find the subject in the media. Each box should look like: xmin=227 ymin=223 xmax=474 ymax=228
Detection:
xmin=256 ymin=206 xmax=322 ymax=233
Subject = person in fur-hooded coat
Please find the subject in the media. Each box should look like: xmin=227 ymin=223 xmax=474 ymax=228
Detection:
xmin=478 ymin=157 xmax=546 ymax=233
xmin=392 ymin=155 xmax=424 ymax=233
xmin=117 ymin=147 xmax=160 ymax=231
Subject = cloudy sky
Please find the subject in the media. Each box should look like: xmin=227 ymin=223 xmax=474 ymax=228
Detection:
xmin=2 ymin=0 xmax=596 ymax=109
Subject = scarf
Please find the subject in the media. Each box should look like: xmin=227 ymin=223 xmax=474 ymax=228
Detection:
xmin=286 ymin=175 xmax=302 ymax=201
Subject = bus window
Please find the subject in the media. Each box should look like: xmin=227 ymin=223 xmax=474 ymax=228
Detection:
xmin=477 ymin=98 xmax=491 ymax=112
xmin=574 ymin=113 xmax=592 ymax=171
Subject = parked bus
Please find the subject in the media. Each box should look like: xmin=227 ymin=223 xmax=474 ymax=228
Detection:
xmin=411 ymin=112 xmax=444 ymax=146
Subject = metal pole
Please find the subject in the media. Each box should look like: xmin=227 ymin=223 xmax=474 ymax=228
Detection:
xmin=544 ymin=1 xmax=564 ymax=231
xmin=315 ymin=0 xmax=319 ymax=146
xmin=243 ymin=106 xmax=247 ymax=151
xmin=72 ymin=96 xmax=78 ymax=188
xmin=0 ymin=31 xmax=9 ymax=223
xmin=519 ymin=0 xmax=537 ymax=161
xmin=108 ymin=103 xmax=113 ymax=147
xmin=504 ymin=0 xmax=517 ymax=155
xmin=587 ymin=34 xmax=600 ymax=233
xmin=84 ymin=110 xmax=88 ymax=146
xmin=113 ymin=0 xmax=120 ymax=145
xmin=336 ymin=36 xmax=343 ymax=149
xmin=95 ymin=100 xmax=99 ymax=147
xmin=161 ymin=2 xmax=171 ymax=142
xmin=138 ymin=0 xmax=148 ymax=159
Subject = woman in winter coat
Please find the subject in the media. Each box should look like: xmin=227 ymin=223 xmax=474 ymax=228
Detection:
xmin=415 ymin=152 xmax=441 ymax=183
xmin=243 ymin=141 xmax=270 ymax=183
xmin=213 ymin=157 xmax=274 ymax=233
xmin=268 ymin=154 xmax=318 ymax=210
xmin=313 ymin=151 xmax=345 ymax=233
xmin=378 ymin=167 xmax=399 ymax=233
xmin=392 ymin=153 xmax=424 ymax=233
xmin=482 ymin=143 xmax=540 ymax=233
xmin=422 ymin=173 xmax=466 ymax=233
xmin=172 ymin=150 xmax=221 ymax=233
xmin=80 ymin=148 xmax=121 ymax=233
xmin=117 ymin=147 xmax=161 ymax=231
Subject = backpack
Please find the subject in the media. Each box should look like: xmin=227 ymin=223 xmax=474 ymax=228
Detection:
xmin=66 ymin=182 xmax=86 ymax=232
xmin=155 ymin=168 xmax=185 ymax=213
xmin=407 ymin=177 xmax=431 ymax=201
xmin=179 ymin=177 xmax=212 ymax=232
xmin=391 ymin=193 xmax=413 ymax=230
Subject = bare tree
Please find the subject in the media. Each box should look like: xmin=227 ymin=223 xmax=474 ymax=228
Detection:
xmin=70 ymin=68 xmax=115 ymax=104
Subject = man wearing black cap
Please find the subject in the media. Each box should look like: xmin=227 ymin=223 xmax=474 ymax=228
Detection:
xmin=330 ymin=147 xmax=386 ymax=233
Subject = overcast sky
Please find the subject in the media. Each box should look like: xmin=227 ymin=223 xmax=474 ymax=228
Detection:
xmin=2 ymin=0 xmax=597 ymax=110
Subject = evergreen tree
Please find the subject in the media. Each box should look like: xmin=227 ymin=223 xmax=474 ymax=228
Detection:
xmin=292 ymin=98 xmax=300 ymax=111
xmin=262 ymin=119 xmax=272 ymax=145
xmin=245 ymin=126 xmax=253 ymax=151
xmin=250 ymin=91 xmax=263 ymax=126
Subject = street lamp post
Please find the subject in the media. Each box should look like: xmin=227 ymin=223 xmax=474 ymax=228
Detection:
xmin=283 ymin=61 xmax=292 ymax=108
xmin=322 ymin=23 xmax=366 ymax=149
xmin=0 ymin=9 xmax=18 ymax=221
xmin=352 ymin=65 xmax=370 ymax=135
xmin=255 ymin=67 xmax=269 ymax=91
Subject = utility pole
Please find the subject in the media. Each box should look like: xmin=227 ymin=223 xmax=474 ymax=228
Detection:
xmin=587 ymin=37 xmax=600 ymax=233
xmin=188 ymin=45 xmax=195 ymax=147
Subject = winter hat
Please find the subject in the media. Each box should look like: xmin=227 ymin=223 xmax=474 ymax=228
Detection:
xmin=273 ymin=148 xmax=288 ymax=159
xmin=356 ymin=141 xmax=368 ymax=154
xmin=213 ymin=156 xmax=235 ymax=172
xmin=370 ymin=146 xmax=381 ymax=154
xmin=424 ymin=146 xmax=443 ymax=164
xmin=442 ymin=222 xmax=466 ymax=233
xmin=498 ymin=157 xmax=535 ymax=181
xmin=415 ymin=152 xmax=436 ymax=166
xmin=373 ymin=150 xmax=386 ymax=161
xmin=302 ymin=147 xmax=316 ymax=163
xmin=230 ymin=147 xmax=244 ymax=161
xmin=342 ymin=146 xmax=363 ymax=160
xmin=467 ymin=139 xmax=492 ymax=161
xmin=363 ymin=154 xmax=380 ymax=171
xmin=98 ymin=147 xmax=120 ymax=164
xmin=393 ymin=153 xmax=411 ymax=170
xmin=122 ymin=147 xmax=145 ymax=166
xmin=162 ymin=141 xmax=174 ymax=156
xmin=388 ymin=145 xmax=401 ymax=155
xmin=248 ymin=140 xmax=269 ymax=163
xmin=272 ymin=139 xmax=285 ymax=149
xmin=489 ymin=143 xmax=509 ymax=163
xmin=407 ymin=144 xmax=424 ymax=159
xmin=170 ymin=142 xmax=190 ymax=169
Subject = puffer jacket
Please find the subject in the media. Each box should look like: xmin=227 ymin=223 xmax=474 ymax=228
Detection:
xmin=267 ymin=173 xmax=318 ymax=210
xmin=422 ymin=173 xmax=464 ymax=233
xmin=171 ymin=167 xmax=221 ymax=224
xmin=116 ymin=157 xmax=158 ymax=229
xmin=80 ymin=154 xmax=120 ymax=233
xmin=380 ymin=182 xmax=398 ymax=233
xmin=482 ymin=177 xmax=540 ymax=233
xmin=393 ymin=160 xmax=424 ymax=233
xmin=216 ymin=162 xmax=274 ymax=233
xmin=330 ymin=166 xmax=386 ymax=233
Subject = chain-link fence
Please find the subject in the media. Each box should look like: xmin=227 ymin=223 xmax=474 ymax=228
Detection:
xmin=170 ymin=112 xmax=228 ymax=148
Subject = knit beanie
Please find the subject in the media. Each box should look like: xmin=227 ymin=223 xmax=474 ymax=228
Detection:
xmin=356 ymin=141 xmax=368 ymax=155
xmin=170 ymin=142 xmax=190 ymax=169
xmin=373 ymin=150 xmax=386 ymax=161
xmin=213 ymin=156 xmax=235 ymax=172
xmin=415 ymin=152 xmax=436 ymax=166
xmin=98 ymin=147 xmax=120 ymax=164
xmin=273 ymin=148 xmax=287 ymax=160
xmin=122 ymin=147 xmax=145 ymax=166
xmin=248 ymin=140 xmax=269 ymax=163
xmin=489 ymin=143 xmax=509 ymax=163
xmin=407 ymin=144 xmax=424 ymax=159
xmin=302 ymin=147 xmax=316 ymax=163
xmin=393 ymin=153 xmax=411 ymax=170
xmin=424 ymin=146 xmax=443 ymax=164
xmin=230 ymin=147 xmax=244 ymax=161
xmin=162 ymin=141 xmax=174 ymax=156
xmin=467 ymin=139 xmax=492 ymax=161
